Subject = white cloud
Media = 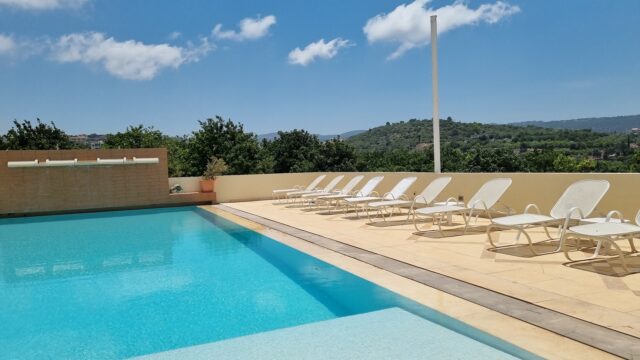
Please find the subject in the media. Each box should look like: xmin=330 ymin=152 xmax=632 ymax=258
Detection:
xmin=52 ymin=32 xmax=213 ymax=80
xmin=0 ymin=34 xmax=47 ymax=58
xmin=213 ymin=15 xmax=276 ymax=41
xmin=288 ymin=38 xmax=352 ymax=66
xmin=168 ymin=31 xmax=182 ymax=41
xmin=363 ymin=0 xmax=520 ymax=59
xmin=0 ymin=0 xmax=88 ymax=10
xmin=0 ymin=34 xmax=16 ymax=54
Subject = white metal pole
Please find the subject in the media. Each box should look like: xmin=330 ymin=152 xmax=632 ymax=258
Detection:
xmin=431 ymin=15 xmax=441 ymax=173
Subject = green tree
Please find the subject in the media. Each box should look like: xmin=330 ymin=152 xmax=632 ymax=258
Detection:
xmin=522 ymin=149 xmax=557 ymax=172
xmin=552 ymin=154 xmax=578 ymax=172
xmin=265 ymin=130 xmax=322 ymax=173
xmin=576 ymin=158 xmax=596 ymax=172
xmin=441 ymin=146 xmax=467 ymax=172
xmin=164 ymin=136 xmax=192 ymax=177
xmin=4 ymin=119 xmax=74 ymax=150
xmin=318 ymin=138 xmax=358 ymax=171
xmin=103 ymin=125 xmax=164 ymax=148
xmin=628 ymin=150 xmax=640 ymax=172
xmin=466 ymin=148 xmax=522 ymax=172
xmin=186 ymin=116 xmax=261 ymax=175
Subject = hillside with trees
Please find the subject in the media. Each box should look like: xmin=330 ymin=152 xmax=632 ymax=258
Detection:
xmin=514 ymin=114 xmax=640 ymax=133
xmin=2 ymin=116 xmax=640 ymax=176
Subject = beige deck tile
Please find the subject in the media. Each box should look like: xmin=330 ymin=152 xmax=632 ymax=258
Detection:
xmin=489 ymin=265 xmax=560 ymax=284
xmin=528 ymin=278 xmax=608 ymax=297
xmin=575 ymin=290 xmax=640 ymax=313
xmin=536 ymin=297 xmax=640 ymax=338
xmin=434 ymin=265 xmax=564 ymax=304
xmin=457 ymin=311 xmax=618 ymax=360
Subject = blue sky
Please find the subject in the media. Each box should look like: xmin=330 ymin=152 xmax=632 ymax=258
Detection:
xmin=0 ymin=0 xmax=638 ymax=136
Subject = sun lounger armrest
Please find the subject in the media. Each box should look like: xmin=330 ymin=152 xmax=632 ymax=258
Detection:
xmin=411 ymin=195 xmax=430 ymax=211
xmin=382 ymin=192 xmax=395 ymax=200
xmin=605 ymin=210 xmax=625 ymax=222
xmin=524 ymin=203 xmax=541 ymax=215
xmin=444 ymin=197 xmax=458 ymax=205
xmin=562 ymin=206 xmax=586 ymax=231
xmin=565 ymin=206 xmax=585 ymax=220
xmin=369 ymin=191 xmax=380 ymax=197
xmin=398 ymin=194 xmax=410 ymax=201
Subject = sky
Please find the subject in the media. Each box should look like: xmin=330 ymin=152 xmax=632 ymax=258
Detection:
xmin=0 ymin=0 xmax=638 ymax=136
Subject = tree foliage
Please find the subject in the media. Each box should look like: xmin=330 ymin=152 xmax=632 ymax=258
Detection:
xmin=3 ymin=119 xmax=73 ymax=150
xmin=3 ymin=116 xmax=640 ymax=175
xmin=186 ymin=116 xmax=261 ymax=176
xmin=103 ymin=125 xmax=164 ymax=149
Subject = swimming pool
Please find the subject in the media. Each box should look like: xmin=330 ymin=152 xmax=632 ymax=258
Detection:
xmin=0 ymin=207 xmax=539 ymax=359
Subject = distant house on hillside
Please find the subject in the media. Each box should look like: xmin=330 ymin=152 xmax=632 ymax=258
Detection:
xmin=70 ymin=134 xmax=106 ymax=149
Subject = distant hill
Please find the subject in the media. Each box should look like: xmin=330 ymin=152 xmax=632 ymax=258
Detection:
xmin=345 ymin=118 xmax=618 ymax=153
xmin=258 ymin=129 xmax=365 ymax=141
xmin=513 ymin=115 xmax=640 ymax=133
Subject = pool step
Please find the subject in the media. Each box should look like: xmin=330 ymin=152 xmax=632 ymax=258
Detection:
xmin=130 ymin=307 xmax=524 ymax=359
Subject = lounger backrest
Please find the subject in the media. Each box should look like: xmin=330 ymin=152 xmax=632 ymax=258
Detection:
xmin=340 ymin=175 xmax=365 ymax=194
xmin=321 ymin=175 xmax=345 ymax=192
xmin=550 ymin=179 xmax=610 ymax=219
xmin=304 ymin=175 xmax=327 ymax=191
xmin=417 ymin=176 xmax=452 ymax=204
xmin=635 ymin=210 xmax=640 ymax=226
xmin=383 ymin=176 xmax=418 ymax=200
xmin=356 ymin=176 xmax=384 ymax=197
xmin=466 ymin=178 xmax=512 ymax=209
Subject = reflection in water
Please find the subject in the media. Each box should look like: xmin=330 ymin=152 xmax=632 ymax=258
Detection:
xmin=0 ymin=209 xmax=174 ymax=284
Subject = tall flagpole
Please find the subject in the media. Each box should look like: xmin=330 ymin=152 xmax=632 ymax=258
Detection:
xmin=431 ymin=15 xmax=441 ymax=173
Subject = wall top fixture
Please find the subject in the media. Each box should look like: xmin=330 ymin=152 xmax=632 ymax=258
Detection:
xmin=7 ymin=157 xmax=159 ymax=168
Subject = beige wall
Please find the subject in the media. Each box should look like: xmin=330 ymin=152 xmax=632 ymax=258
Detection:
xmin=169 ymin=176 xmax=201 ymax=193
xmin=212 ymin=172 xmax=640 ymax=219
xmin=0 ymin=149 xmax=214 ymax=216
xmin=2 ymin=150 xmax=637 ymax=219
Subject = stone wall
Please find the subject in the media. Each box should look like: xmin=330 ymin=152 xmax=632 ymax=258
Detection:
xmin=0 ymin=149 xmax=213 ymax=215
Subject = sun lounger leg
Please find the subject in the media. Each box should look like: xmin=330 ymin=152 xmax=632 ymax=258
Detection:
xmin=436 ymin=214 xmax=446 ymax=236
xmin=462 ymin=211 xmax=470 ymax=234
xmin=629 ymin=236 xmax=637 ymax=253
xmin=413 ymin=211 xmax=422 ymax=232
xmin=486 ymin=224 xmax=499 ymax=248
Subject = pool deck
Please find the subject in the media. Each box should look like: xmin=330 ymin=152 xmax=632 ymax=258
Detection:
xmin=204 ymin=201 xmax=640 ymax=359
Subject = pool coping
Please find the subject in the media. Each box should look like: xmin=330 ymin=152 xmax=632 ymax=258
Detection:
xmin=214 ymin=204 xmax=640 ymax=360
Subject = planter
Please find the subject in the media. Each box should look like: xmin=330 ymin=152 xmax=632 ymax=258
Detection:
xmin=200 ymin=179 xmax=215 ymax=193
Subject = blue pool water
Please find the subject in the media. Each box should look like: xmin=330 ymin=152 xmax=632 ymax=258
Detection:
xmin=0 ymin=207 xmax=539 ymax=359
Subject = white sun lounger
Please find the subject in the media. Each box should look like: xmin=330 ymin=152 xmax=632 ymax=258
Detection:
xmin=285 ymin=175 xmax=345 ymax=202
xmin=564 ymin=209 xmax=639 ymax=273
xmin=413 ymin=178 xmax=513 ymax=235
xmin=301 ymin=175 xmax=365 ymax=207
xmin=272 ymin=174 xmax=326 ymax=202
xmin=367 ymin=176 xmax=452 ymax=222
xmin=321 ymin=176 xmax=384 ymax=214
xmin=343 ymin=176 xmax=417 ymax=218
xmin=486 ymin=179 xmax=610 ymax=256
